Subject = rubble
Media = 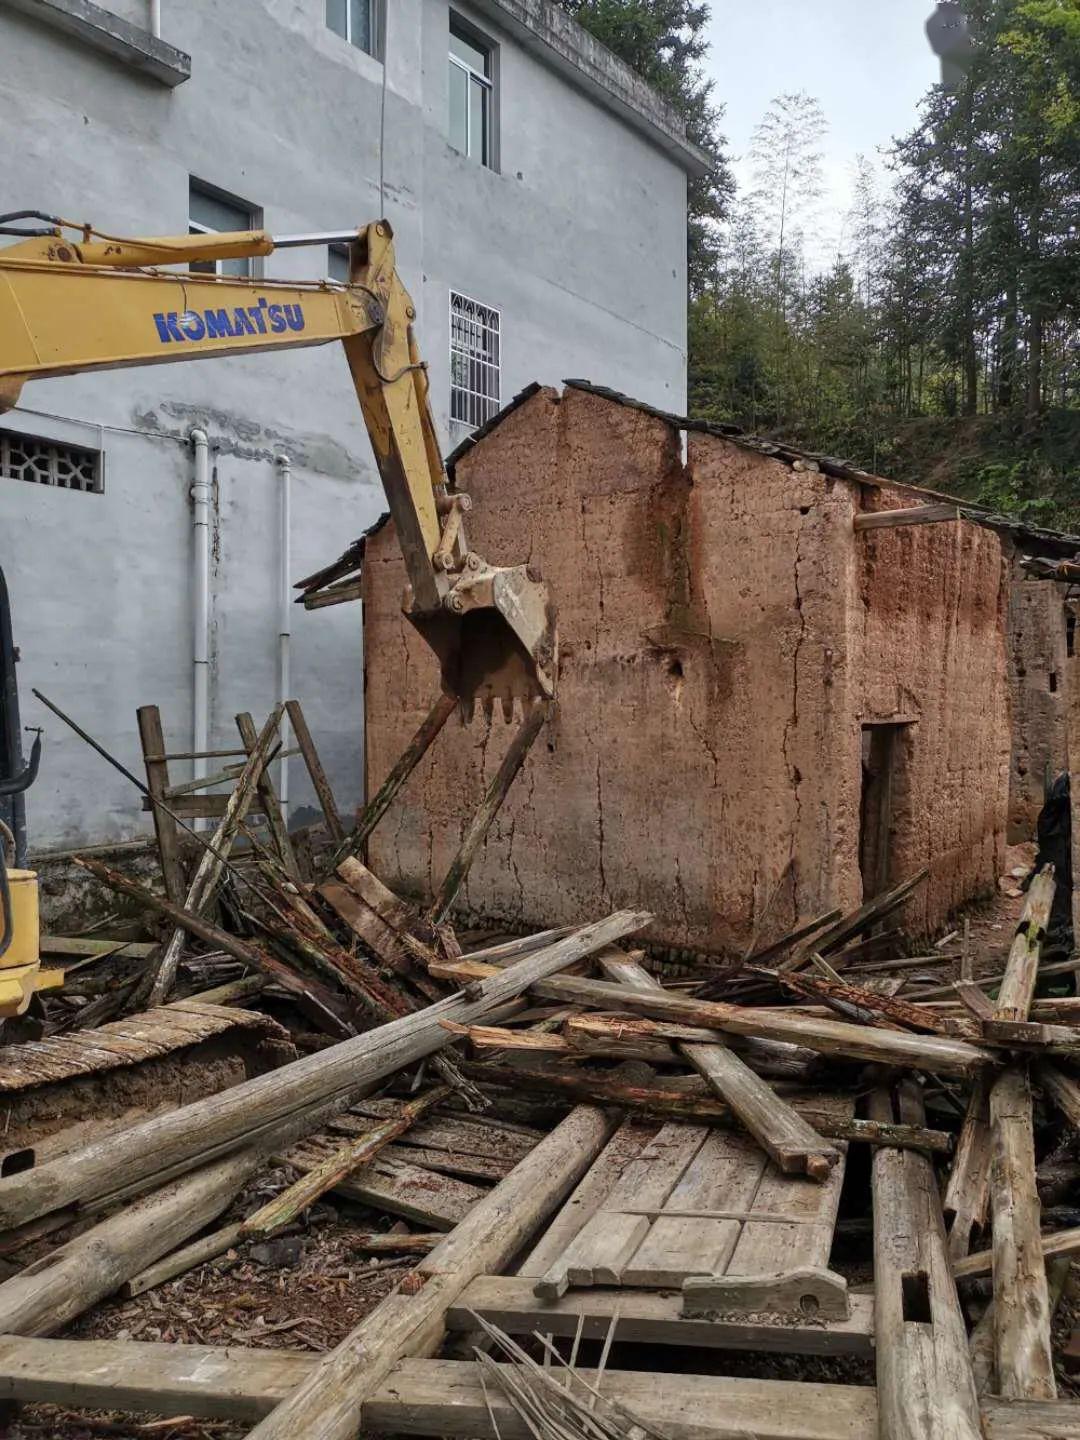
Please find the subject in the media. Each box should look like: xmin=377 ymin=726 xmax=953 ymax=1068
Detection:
xmin=3 ymin=480 xmax=1080 ymax=1438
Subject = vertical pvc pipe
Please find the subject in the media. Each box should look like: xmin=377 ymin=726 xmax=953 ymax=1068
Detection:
xmin=190 ymin=431 xmax=211 ymax=815
xmin=277 ymin=454 xmax=292 ymax=818
xmin=150 ymin=0 xmax=161 ymax=37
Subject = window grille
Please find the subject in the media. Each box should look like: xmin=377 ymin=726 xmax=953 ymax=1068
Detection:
xmin=0 ymin=429 xmax=102 ymax=494
xmin=450 ymin=291 xmax=501 ymax=429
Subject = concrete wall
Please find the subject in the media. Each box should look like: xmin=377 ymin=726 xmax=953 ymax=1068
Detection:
xmin=0 ymin=0 xmax=689 ymax=852
xmin=1006 ymin=575 xmax=1069 ymax=842
xmin=363 ymin=387 xmax=1011 ymax=953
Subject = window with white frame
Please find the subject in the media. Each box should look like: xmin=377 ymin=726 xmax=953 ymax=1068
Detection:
xmin=449 ymin=17 xmax=493 ymax=167
xmin=188 ymin=182 xmax=256 ymax=278
xmin=326 ymin=0 xmax=376 ymax=55
xmin=0 ymin=429 xmax=103 ymax=494
xmin=450 ymin=291 xmax=501 ymax=429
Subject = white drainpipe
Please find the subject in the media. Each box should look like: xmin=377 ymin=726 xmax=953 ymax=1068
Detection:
xmin=190 ymin=429 xmax=211 ymax=810
xmin=150 ymin=0 xmax=161 ymax=37
xmin=277 ymin=453 xmax=292 ymax=818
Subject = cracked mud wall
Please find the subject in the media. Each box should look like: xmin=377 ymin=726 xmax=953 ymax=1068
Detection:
xmin=852 ymin=488 xmax=1010 ymax=932
xmin=363 ymin=385 xmax=742 ymax=951
xmin=1005 ymin=574 xmax=1068 ymax=843
xmin=362 ymin=386 xmax=1011 ymax=953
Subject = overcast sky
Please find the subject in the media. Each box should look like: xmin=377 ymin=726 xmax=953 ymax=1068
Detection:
xmin=703 ymin=0 xmax=943 ymax=253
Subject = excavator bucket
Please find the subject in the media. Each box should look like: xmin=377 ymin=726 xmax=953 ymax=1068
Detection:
xmin=407 ymin=561 xmax=557 ymax=719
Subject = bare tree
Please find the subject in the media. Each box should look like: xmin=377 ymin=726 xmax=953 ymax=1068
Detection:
xmin=749 ymin=92 xmax=828 ymax=320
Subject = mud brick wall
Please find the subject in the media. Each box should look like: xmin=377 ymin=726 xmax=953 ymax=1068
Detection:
xmin=362 ymin=386 xmax=1011 ymax=954
xmin=1006 ymin=575 xmax=1068 ymax=843
xmin=852 ymin=487 xmax=1011 ymax=932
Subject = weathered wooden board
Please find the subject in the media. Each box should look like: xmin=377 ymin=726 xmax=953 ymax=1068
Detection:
xmin=283 ymin=1138 xmax=486 ymax=1229
xmin=454 ymin=1274 xmax=875 ymax=1355
xmin=0 ymin=1338 xmax=1075 ymax=1438
xmin=871 ymin=1085 xmax=982 ymax=1440
xmin=532 ymin=1103 xmax=851 ymax=1313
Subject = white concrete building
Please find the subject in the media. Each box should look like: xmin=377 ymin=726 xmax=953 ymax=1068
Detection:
xmin=0 ymin=0 xmax=705 ymax=853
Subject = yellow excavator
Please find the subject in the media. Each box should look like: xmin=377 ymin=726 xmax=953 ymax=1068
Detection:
xmin=0 ymin=211 xmax=558 ymax=1014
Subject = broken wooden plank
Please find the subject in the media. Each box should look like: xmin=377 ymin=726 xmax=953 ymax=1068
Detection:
xmin=0 ymin=1338 xmax=1074 ymax=1437
xmin=956 ymin=982 xmax=997 ymax=1022
xmin=989 ymin=1065 xmax=1056 ymax=1399
xmin=686 ymin=1040 xmax=839 ymax=1181
xmin=137 ymin=704 xmax=186 ymax=905
xmin=148 ymin=706 xmax=284 ymax=1006
xmin=469 ymin=1057 xmax=953 ymax=1153
xmin=454 ymin=1273 xmax=875 ymax=1356
xmin=622 ymin=1214 xmax=739 ymax=1289
xmin=944 ymin=1073 xmax=992 ymax=1260
xmin=350 ymin=1232 xmax=442 ymax=1255
xmin=1039 ymin=1062 xmax=1080 ymax=1128
xmin=243 ymin=1103 xmax=617 ymax=1440
xmin=284 ymin=1144 xmax=485 ymax=1229
xmin=237 ymin=710 xmax=302 ymax=882
xmin=774 ymin=967 xmax=976 ymax=1039
xmin=780 ymin=869 xmax=929 ymax=970
xmin=870 ymin=1083 xmax=982 ymax=1440
xmin=995 ymin=867 xmax=1056 ymax=1022
xmin=39 ymin=937 xmax=157 ymax=960
xmin=527 ymin=974 xmax=994 ymax=1076
xmin=600 ymin=952 xmax=837 ymax=1180
xmin=0 ymin=1150 xmax=259 ymax=1336
xmin=428 ymin=701 xmax=549 ymax=924
xmin=285 ymin=699 xmax=345 ymax=844
xmin=333 ymin=691 xmax=457 ymax=865
xmin=0 ymin=911 xmax=648 ymax=1230
xmin=517 ymin=1117 xmax=657 ymax=1281
xmin=531 ymin=1120 xmax=705 ymax=1297
xmin=853 ymin=502 xmax=961 ymax=532
xmin=953 ymin=1224 xmax=1080 ymax=1280
xmin=542 ymin=1209 xmax=651 ymax=1295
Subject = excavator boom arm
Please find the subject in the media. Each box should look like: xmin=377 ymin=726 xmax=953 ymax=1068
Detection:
xmin=0 ymin=220 xmax=555 ymax=706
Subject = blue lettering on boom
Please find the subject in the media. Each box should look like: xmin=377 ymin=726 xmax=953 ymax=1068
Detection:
xmin=152 ymin=300 xmax=305 ymax=345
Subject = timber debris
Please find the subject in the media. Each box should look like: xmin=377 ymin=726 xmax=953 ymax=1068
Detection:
xmin=3 ymin=695 xmax=1080 ymax=1438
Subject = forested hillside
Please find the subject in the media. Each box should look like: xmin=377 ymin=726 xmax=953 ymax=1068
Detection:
xmin=562 ymin=1 xmax=1080 ymax=528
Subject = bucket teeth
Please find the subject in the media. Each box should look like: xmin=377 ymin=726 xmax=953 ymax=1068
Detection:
xmin=457 ymin=689 xmax=541 ymax=725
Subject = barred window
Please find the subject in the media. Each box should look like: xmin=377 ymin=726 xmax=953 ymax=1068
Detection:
xmin=450 ymin=291 xmax=501 ymax=429
xmin=0 ymin=429 xmax=102 ymax=494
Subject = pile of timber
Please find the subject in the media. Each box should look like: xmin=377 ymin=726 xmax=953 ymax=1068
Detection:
xmin=12 ymin=717 xmax=1080 ymax=1440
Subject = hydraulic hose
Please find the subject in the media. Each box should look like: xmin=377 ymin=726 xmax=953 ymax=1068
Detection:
xmin=0 ymin=731 xmax=41 ymax=798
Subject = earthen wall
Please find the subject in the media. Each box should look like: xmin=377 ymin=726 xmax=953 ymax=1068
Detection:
xmin=362 ymin=387 xmax=1012 ymax=952
xmin=1005 ymin=575 xmax=1068 ymax=842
